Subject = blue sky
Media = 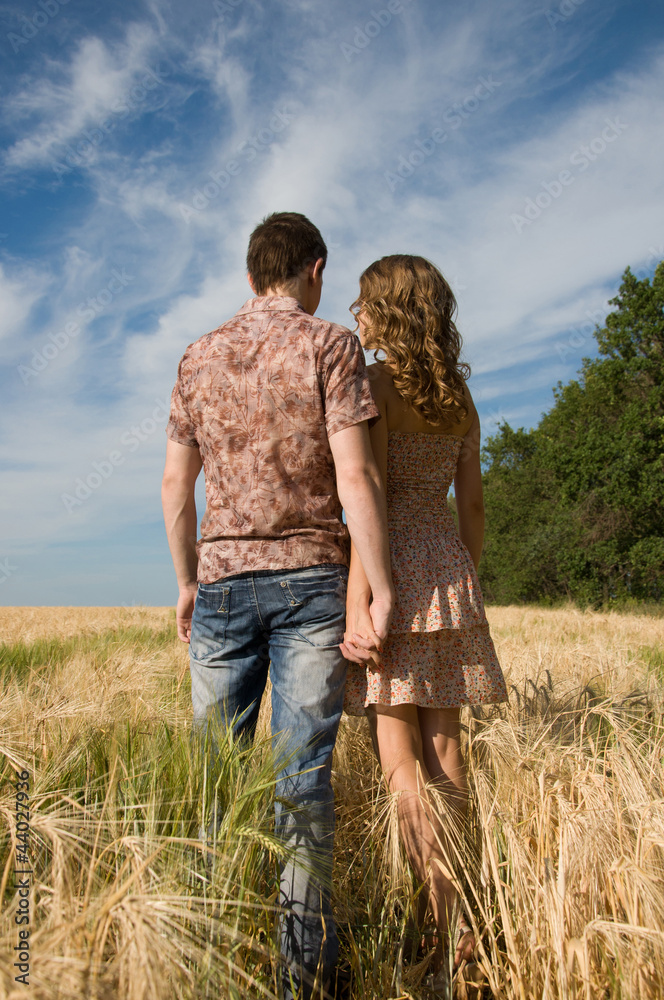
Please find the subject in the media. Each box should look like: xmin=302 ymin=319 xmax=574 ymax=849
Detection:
xmin=1 ymin=0 xmax=663 ymax=606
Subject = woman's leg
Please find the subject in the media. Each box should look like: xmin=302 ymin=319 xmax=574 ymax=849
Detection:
xmin=419 ymin=706 xmax=474 ymax=965
xmin=366 ymin=704 xmax=464 ymax=970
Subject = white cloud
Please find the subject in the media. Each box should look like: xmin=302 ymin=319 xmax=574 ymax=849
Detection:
xmin=2 ymin=22 xmax=162 ymax=172
xmin=185 ymin=38 xmax=252 ymax=124
xmin=0 ymin=262 xmax=50 ymax=344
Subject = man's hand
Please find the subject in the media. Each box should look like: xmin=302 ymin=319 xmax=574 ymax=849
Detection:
xmin=176 ymin=583 xmax=198 ymax=643
xmin=162 ymin=439 xmax=202 ymax=642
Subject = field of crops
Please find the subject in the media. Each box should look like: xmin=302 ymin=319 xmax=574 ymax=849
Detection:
xmin=1 ymin=605 xmax=663 ymax=999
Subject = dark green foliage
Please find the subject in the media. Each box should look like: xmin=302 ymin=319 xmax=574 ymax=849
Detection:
xmin=480 ymin=261 xmax=664 ymax=607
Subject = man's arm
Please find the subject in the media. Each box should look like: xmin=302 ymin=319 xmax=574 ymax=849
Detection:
xmin=161 ymin=438 xmax=203 ymax=642
xmin=328 ymin=421 xmax=394 ymax=641
xmin=338 ymin=393 xmax=389 ymax=665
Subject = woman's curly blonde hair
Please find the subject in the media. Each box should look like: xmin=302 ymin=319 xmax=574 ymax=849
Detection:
xmin=352 ymin=255 xmax=470 ymax=425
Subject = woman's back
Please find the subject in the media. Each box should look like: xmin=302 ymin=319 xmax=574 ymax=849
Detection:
xmin=369 ymin=361 xmax=475 ymax=439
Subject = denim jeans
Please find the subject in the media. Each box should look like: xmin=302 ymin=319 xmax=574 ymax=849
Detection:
xmin=189 ymin=563 xmax=348 ymax=999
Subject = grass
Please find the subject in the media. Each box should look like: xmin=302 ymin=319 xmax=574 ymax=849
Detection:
xmin=1 ymin=606 xmax=664 ymax=998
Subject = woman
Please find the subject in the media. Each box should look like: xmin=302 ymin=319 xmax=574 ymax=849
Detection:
xmin=341 ymin=255 xmax=507 ymax=995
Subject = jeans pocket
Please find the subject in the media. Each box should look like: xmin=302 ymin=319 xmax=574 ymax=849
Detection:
xmin=282 ymin=565 xmax=348 ymax=605
xmin=278 ymin=568 xmax=347 ymax=647
xmin=190 ymin=584 xmax=231 ymax=665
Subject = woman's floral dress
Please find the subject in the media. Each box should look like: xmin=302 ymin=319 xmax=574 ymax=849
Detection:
xmin=344 ymin=432 xmax=508 ymax=714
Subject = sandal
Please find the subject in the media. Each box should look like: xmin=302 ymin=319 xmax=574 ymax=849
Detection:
xmin=453 ymin=916 xmax=485 ymax=998
xmin=454 ymin=914 xmax=475 ymax=967
xmin=420 ymin=914 xmax=481 ymax=997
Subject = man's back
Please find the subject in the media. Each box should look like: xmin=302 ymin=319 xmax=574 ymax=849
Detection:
xmin=167 ymin=294 xmax=378 ymax=582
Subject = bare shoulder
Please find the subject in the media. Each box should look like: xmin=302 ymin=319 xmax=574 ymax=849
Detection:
xmin=457 ymin=385 xmax=481 ymax=462
xmin=461 ymin=383 xmax=478 ymax=430
xmin=366 ymin=361 xmax=397 ymax=403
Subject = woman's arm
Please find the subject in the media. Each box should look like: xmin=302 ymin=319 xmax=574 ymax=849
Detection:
xmin=453 ymin=400 xmax=484 ymax=570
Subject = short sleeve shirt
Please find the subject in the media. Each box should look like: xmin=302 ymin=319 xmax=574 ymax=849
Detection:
xmin=166 ymin=296 xmax=380 ymax=583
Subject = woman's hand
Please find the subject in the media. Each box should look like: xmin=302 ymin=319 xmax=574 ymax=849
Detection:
xmin=340 ymin=590 xmax=384 ymax=668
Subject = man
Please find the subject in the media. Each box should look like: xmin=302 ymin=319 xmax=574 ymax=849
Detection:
xmin=161 ymin=212 xmax=393 ymax=999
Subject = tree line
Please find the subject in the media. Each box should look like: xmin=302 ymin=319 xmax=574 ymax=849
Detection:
xmin=478 ymin=260 xmax=664 ymax=608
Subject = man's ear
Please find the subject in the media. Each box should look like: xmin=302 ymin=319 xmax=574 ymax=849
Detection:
xmin=310 ymin=257 xmax=325 ymax=283
xmin=247 ymin=272 xmax=257 ymax=294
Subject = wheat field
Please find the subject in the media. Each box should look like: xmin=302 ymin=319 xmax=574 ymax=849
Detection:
xmin=1 ymin=606 xmax=663 ymax=999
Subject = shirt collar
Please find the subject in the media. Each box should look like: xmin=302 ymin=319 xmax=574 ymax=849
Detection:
xmin=236 ymin=295 xmax=307 ymax=315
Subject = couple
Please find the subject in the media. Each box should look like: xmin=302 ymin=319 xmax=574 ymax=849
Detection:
xmin=161 ymin=211 xmax=507 ymax=999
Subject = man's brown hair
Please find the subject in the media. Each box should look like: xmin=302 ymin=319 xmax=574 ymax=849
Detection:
xmin=246 ymin=212 xmax=327 ymax=295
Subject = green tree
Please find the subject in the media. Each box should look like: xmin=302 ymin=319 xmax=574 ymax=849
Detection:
xmin=480 ymin=261 xmax=664 ymax=607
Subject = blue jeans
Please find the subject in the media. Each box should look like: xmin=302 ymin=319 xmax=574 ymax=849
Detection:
xmin=189 ymin=563 xmax=348 ymax=999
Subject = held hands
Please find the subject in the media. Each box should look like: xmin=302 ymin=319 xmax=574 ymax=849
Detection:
xmin=340 ymin=590 xmax=393 ymax=667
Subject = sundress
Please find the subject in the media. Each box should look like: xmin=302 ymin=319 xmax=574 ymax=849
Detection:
xmin=344 ymin=432 xmax=507 ymax=714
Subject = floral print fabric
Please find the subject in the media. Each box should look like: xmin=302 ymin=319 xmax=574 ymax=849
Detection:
xmin=385 ymin=434 xmax=486 ymax=632
xmin=344 ymin=432 xmax=507 ymax=713
xmin=166 ymin=296 xmax=379 ymax=583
